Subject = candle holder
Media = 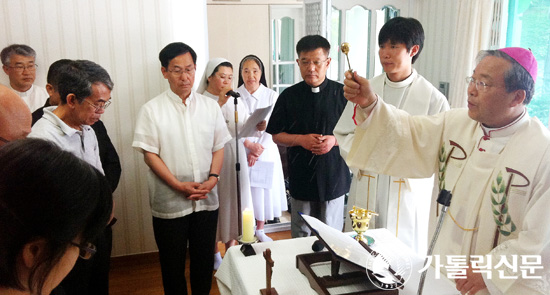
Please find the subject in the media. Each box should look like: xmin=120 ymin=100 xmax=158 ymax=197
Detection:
xmin=349 ymin=206 xmax=378 ymax=246
xmin=238 ymin=235 xmax=258 ymax=256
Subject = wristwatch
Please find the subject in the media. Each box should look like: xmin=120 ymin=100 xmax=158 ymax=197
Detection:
xmin=208 ymin=173 xmax=220 ymax=181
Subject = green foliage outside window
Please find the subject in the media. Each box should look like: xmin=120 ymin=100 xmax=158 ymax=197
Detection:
xmin=507 ymin=0 xmax=550 ymax=126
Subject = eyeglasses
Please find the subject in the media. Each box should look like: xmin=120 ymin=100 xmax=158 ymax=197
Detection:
xmin=466 ymin=76 xmax=503 ymax=92
xmin=298 ymin=59 xmax=328 ymax=68
xmin=70 ymin=241 xmax=97 ymax=260
xmin=167 ymin=66 xmax=195 ymax=76
xmin=8 ymin=64 xmax=37 ymax=72
xmin=84 ymin=99 xmax=112 ymax=112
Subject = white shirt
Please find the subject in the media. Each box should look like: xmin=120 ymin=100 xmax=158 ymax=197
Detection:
xmin=29 ymin=106 xmax=104 ymax=174
xmin=12 ymin=84 xmax=49 ymax=112
xmin=132 ymin=90 xmax=231 ymax=219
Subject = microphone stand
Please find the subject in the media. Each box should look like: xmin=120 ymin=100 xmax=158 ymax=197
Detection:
xmin=233 ymin=95 xmax=242 ymax=237
xmin=417 ymin=189 xmax=452 ymax=295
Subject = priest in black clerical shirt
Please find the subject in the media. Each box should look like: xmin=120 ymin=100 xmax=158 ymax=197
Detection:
xmin=267 ymin=35 xmax=351 ymax=238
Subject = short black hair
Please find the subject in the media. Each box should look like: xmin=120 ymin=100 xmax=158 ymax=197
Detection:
xmin=46 ymin=59 xmax=73 ymax=91
xmin=296 ymin=35 xmax=331 ymax=56
xmin=0 ymin=138 xmax=112 ymax=294
xmin=57 ymin=60 xmax=113 ymax=104
xmin=159 ymin=42 xmax=197 ymax=68
xmin=378 ymin=17 xmax=425 ymax=64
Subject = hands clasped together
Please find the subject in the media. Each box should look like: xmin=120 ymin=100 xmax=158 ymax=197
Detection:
xmin=300 ymin=134 xmax=336 ymax=156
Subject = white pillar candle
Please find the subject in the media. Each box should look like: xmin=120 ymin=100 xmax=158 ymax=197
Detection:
xmin=242 ymin=208 xmax=255 ymax=242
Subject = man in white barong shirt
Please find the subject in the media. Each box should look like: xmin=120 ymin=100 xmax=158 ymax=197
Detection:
xmin=342 ymin=47 xmax=549 ymax=294
xmin=1 ymin=44 xmax=48 ymax=112
xmin=334 ymin=17 xmax=449 ymax=255
xmin=132 ymin=42 xmax=231 ymax=295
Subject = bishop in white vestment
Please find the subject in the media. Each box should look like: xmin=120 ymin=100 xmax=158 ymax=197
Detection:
xmin=342 ymin=48 xmax=549 ymax=294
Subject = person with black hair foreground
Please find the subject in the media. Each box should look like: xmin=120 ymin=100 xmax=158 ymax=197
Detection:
xmin=267 ymin=35 xmax=351 ymax=238
xmin=334 ymin=17 xmax=449 ymax=255
xmin=29 ymin=60 xmax=115 ymax=295
xmin=0 ymin=138 xmax=112 ymax=295
xmin=343 ymin=47 xmax=547 ymax=294
xmin=133 ymin=42 xmax=231 ymax=295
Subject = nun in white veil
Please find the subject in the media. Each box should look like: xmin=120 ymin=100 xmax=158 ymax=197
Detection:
xmin=198 ymin=58 xmax=256 ymax=268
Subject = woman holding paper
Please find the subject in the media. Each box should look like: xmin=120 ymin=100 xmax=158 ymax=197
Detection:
xmin=238 ymin=55 xmax=287 ymax=242
xmin=197 ymin=58 xmax=255 ymax=269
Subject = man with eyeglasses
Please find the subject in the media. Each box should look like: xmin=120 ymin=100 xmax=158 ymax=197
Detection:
xmin=334 ymin=17 xmax=450 ymax=256
xmin=342 ymin=48 xmax=548 ymax=294
xmin=133 ymin=42 xmax=230 ymax=295
xmin=0 ymin=84 xmax=31 ymax=147
xmin=1 ymin=44 xmax=48 ymax=112
xmin=29 ymin=59 xmax=115 ymax=295
xmin=32 ymin=59 xmax=122 ymax=193
xmin=267 ymin=35 xmax=351 ymax=238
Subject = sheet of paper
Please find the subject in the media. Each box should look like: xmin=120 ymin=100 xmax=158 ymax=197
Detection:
xmin=249 ymin=160 xmax=274 ymax=188
xmin=239 ymin=105 xmax=273 ymax=138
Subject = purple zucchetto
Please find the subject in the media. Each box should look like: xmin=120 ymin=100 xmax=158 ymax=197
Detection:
xmin=498 ymin=47 xmax=538 ymax=83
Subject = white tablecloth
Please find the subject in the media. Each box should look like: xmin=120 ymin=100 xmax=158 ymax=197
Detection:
xmin=215 ymin=229 xmax=460 ymax=295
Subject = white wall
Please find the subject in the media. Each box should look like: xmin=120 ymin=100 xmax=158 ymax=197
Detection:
xmin=207 ymin=4 xmax=271 ymax=86
xmin=0 ymin=0 xmax=209 ymax=256
xmin=413 ymin=0 xmax=459 ymax=95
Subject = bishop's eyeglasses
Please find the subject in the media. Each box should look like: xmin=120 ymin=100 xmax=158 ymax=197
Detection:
xmin=466 ymin=76 xmax=503 ymax=92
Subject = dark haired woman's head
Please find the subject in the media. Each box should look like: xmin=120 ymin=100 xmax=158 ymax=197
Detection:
xmin=0 ymin=138 xmax=112 ymax=294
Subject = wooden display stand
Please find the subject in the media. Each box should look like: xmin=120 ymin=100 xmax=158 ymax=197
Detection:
xmin=296 ymin=251 xmax=398 ymax=295
xmin=296 ymin=214 xmax=402 ymax=295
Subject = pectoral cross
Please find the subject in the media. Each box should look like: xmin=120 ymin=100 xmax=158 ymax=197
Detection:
xmin=394 ymin=179 xmax=406 ymax=237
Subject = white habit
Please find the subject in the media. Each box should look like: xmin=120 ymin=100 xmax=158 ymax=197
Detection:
xmin=203 ymin=91 xmax=255 ymax=243
xmin=238 ymin=84 xmax=287 ymax=220
xmin=334 ymin=69 xmax=449 ymax=254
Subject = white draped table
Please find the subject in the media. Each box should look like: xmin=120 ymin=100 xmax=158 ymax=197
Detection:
xmin=215 ymin=229 xmax=459 ymax=295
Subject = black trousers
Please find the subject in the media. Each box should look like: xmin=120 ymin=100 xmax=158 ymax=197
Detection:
xmin=153 ymin=210 xmax=218 ymax=295
xmin=52 ymin=225 xmax=112 ymax=295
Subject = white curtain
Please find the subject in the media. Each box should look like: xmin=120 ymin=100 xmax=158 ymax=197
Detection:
xmin=448 ymin=0 xmax=495 ymax=108
xmin=0 ymin=0 xmax=209 ymax=256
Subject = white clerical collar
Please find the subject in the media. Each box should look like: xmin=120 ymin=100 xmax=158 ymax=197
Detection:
xmin=481 ymin=108 xmax=528 ymax=138
xmin=309 ymin=78 xmax=328 ymax=93
xmin=384 ymin=69 xmax=417 ymax=88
